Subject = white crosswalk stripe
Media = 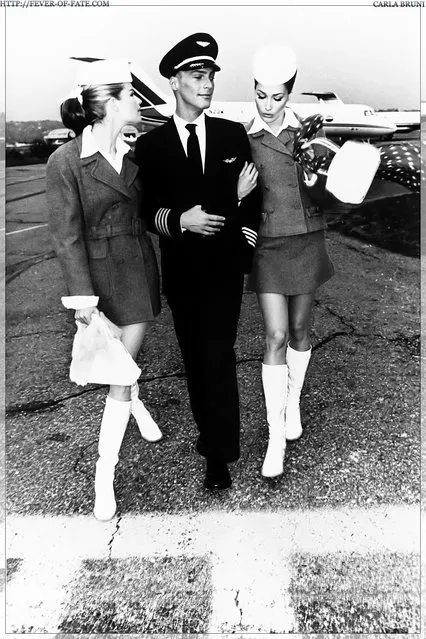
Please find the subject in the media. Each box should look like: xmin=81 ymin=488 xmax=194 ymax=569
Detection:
xmin=6 ymin=505 xmax=420 ymax=633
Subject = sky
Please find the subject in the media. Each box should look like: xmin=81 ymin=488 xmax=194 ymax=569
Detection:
xmin=3 ymin=1 xmax=422 ymax=121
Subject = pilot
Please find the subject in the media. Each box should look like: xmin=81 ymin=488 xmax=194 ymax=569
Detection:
xmin=243 ymin=44 xmax=334 ymax=478
xmin=135 ymin=33 xmax=260 ymax=490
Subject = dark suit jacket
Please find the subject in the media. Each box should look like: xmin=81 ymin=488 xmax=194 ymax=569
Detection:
xmin=135 ymin=115 xmax=260 ymax=295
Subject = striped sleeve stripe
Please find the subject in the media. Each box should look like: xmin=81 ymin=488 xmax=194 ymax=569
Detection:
xmin=155 ymin=208 xmax=172 ymax=237
xmin=243 ymin=236 xmax=257 ymax=247
xmin=242 ymin=227 xmax=258 ymax=240
xmin=242 ymin=227 xmax=258 ymax=247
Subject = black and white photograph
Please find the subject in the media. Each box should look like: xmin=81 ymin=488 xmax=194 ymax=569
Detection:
xmin=2 ymin=0 xmax=423 ymax=634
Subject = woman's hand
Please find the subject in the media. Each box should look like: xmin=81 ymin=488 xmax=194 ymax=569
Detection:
xmin=75 ymin=306 xmax=99 ymax=325
xmin=238 ymin=162 xmax=258 ymax=201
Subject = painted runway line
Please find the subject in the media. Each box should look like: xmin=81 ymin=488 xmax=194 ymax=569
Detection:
xmin=6 ymin=505 xmax=420 ymax=633
xmin=6 ymin=223 xmax=48 ymax=236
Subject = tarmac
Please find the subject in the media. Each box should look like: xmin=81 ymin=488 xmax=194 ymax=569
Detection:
xmin=4 ymin=158 xmax=421 ymax=634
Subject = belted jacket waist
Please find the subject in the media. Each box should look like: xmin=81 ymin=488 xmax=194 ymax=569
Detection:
xmin=86 ymin=217 xmax=146 ymax=240
xmin=248 ymin=127 xmax=328 ymax=238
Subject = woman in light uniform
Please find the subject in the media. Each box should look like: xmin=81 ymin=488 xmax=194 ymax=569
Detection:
xmin=246 ymin=45 xmax=334 ymax=478
xmin=47 ymin=60 xmax=162 ymax=521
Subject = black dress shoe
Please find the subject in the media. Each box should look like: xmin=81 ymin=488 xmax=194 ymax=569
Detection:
xmin=204 ymin=458 xmax=232 ymax=490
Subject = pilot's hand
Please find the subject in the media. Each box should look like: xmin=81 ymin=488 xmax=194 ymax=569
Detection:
xmin=237 ymin=162 xmax=258 ymax=201
xmin=75 ymin=306 xmax=99 ymax=325
xmin=180 ymin=205 xmax=225 ymax=236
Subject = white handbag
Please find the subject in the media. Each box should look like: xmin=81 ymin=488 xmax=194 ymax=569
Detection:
xmin=69 ymin=313 xmax=141 ymax=386
xmin=301 ymin=137 xmax=381 ymax=205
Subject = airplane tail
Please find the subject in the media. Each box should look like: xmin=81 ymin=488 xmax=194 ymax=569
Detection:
xmin=70 ymin=57 xmax=171 ymax=116
xmin=302 ymin=91 xmax=343 ymax=103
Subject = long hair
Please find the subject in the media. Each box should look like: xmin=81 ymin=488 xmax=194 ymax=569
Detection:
xmin=60 ymin=83 xmax=125 ymax=136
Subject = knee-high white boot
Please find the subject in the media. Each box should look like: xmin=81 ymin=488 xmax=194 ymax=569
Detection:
xmin=261 ymin=364 xmax=288 ymax=478
xmin=130 ymin=382 xmax=162 ymax=442
xmin=94 ymin=396 xmax=131 ymax=522
xmin=285 ymin=345 xmax=312 ymax=441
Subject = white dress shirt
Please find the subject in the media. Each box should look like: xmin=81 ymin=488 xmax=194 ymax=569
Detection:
xmin=173 ymin=112 xmax=207 ymax=171
xmin=247 ymin=106 xmax=300 ymax=136
xmin=80 ymin=124 xmax=131 ymax=174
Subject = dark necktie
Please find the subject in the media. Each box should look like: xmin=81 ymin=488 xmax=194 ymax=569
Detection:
xmin=185 ymin=123 xmax=203 ymax=180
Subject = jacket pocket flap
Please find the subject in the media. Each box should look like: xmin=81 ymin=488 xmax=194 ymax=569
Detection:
xmin=87 ymin=240 xmax=107 ymax=259
xmin=306 ymin=205 xmax=322 ymax=217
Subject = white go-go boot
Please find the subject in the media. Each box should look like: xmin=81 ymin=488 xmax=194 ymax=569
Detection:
xmin=285 ymin=345 xmax=312 ymax=441
xmin=261 ymin=363 xmax=288 ymax=478
xmin=94 ymin=396 xmax=131 ymax=522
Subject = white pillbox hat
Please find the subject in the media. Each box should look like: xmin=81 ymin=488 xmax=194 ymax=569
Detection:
xmin=77 ymin=59 xmax=132 ymax=87
xmin=253 ymin=44 xmax=297 ymax=85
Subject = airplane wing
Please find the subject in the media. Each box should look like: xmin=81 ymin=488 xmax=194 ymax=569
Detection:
xmin=301 ymin=91 xmax=343 ymax=103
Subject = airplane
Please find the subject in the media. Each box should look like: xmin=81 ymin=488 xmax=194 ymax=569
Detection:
xmin=375 ymin=109 xmax=420 ymax=135
xmin=72 ymin=58 xmax=403 ymax=140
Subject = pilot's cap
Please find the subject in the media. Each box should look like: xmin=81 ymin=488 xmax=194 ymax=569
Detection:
xmin=159 ymin=32 xmax=221 ymax=79
xmin=77 ymin=59 xmax=132 ymax=87
xmin=253 ymin=44 xmax=297 ymax=85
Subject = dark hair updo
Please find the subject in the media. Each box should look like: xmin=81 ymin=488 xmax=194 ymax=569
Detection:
xmin=254 ymin=71 xmax=298 ymax=95
xmin=284 ymin=71 xmax=297 ymax=95
xmin=60 ymin=83 xmax=125 ymax=136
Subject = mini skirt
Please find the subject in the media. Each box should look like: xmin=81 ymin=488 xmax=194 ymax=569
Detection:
xmin=94 ymin=231 xmax=161 ymax=326
xmin=247 ymin=230 xmax=334 ymax=296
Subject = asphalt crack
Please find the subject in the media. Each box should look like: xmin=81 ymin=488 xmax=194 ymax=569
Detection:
xmin=9 ymin=329 xmax=69 ymax=339
xmin=317 ymin=301 xmax=358 ymax=332
xmin=7 ymin=331 xmax=419 ymax=416
xmin=107 ymin=515 xmax=122 ymax=560
xmin=313 ymin=330 xmax=354 ymax=351
xmin=6 ymin=251 xmax=56 ymax=284
xmin=6 ymin=188 xmax=46 ymax=203
xmin=6 ymin=371 xmax=187 ymax=415
xmin=6 ymin=386 xmax=108 ymax=415
xmin=73 ymin=440 xmax=98 ymax=475
xmin=234 ymin=589 xmax=243 ymax=627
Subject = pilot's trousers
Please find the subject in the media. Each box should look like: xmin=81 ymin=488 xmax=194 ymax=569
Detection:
xmin=167 ymin=277 xmax=244 ymax=463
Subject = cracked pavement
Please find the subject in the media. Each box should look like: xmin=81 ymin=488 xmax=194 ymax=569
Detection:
xmin=5 ymin=163 xmax=420 ymax=632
